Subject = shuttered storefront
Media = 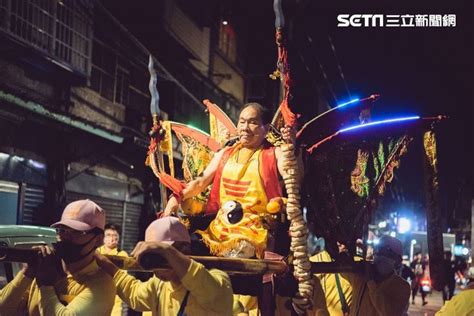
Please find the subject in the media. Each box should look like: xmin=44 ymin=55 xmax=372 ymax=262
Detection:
xmin=121 ymin=202 xmax=142 ymax=253
xmin=20 ymin=184 xmax=45 ymax=225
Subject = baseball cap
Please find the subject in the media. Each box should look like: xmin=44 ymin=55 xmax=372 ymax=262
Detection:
xmin=145 ymin=217 xmax=191 ymax=244
xmin=377 ymin=235 xmax=403 ymax=257
xmin=51 ymin=199 xmax=106 ymax=231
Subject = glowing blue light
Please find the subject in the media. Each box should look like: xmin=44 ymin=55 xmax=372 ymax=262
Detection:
xmin=454 ymin=245 xmax=470 ymax=256
xmin=339 ymin=116 xmax=420 ymax=133
xmin=28 ymin=159 xmax=46 ymax=169
xmin=397 ymin=217 xmax=412 ymax=234
xmin=336 ymin=98 xmax=360 ymax=108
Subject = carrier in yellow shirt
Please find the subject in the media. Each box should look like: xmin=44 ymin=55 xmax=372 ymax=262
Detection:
xmin=436 ymin=286 xmax=474 ymax=316
xmin=0 ymin=260 xmax=115 ymax=316
xmin=114 ymin=259 xmax=233 ymax=316
xmin=310 ymin=250 xmax=353 ymax=316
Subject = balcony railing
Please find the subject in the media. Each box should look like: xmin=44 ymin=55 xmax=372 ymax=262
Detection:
xmin=0 ymin=0 xmax=92 ymax=75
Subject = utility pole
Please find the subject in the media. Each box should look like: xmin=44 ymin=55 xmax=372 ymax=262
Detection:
xmin=471 ymin=199 xmax=474 ymax=264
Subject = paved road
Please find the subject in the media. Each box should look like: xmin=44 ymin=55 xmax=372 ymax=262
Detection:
xmin=408 ymin=291 xmax=444 ymax=316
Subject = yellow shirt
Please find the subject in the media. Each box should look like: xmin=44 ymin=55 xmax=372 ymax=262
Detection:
xmin=310 ymin=251 xmax=352 ymax=316
xmin=436 ymin=288 xmax=474 ymax=316
xmin=114 ymin=259 xmax=233 ymax=315
xmin=97 ymin=245 xmax=128 ymax=257
xmin=346 ymin=272 xmax=410 ymax=316
xmin=234 ymin=294 xmax=298 ymax=316
xmin=0 ymin=260 xmax=115 ymax=315
xmin=235 ymin=292 xmax=329 ymax=315
xmin=97 ymin=246 xmax=129 ymax=316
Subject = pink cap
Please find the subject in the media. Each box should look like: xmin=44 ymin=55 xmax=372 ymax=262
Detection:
xmin=378 ymin=235 xmax=403 ymax=257
xmin=52 ymin=199 xmax=106 ymax=231
xmin=145 ymin=217 xmax=191 ymax=244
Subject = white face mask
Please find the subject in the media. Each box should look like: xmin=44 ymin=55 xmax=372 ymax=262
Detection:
xmin=374 ymin=255 xmax=396 ymax=276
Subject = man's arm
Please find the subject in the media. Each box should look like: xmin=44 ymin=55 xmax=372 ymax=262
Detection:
xmin=1 ymin=246 xmax=55 ymax=314
xmin=38 ymin=273 xmax=116 ymax=316
xmin=113 ymin=270 xmax=158 ymax=312
xmin=164 ymin=149 xmax=225 ymax=215
xmin=0 ymin=270 xmax=32 ymax=315
xmin=130 ymin=241 xmax=232 ymax=314
xmin=95 ymin=253 xmax=158 ymax=312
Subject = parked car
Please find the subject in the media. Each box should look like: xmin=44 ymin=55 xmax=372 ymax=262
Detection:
xmin=0 ymin=225 xmax=56 ymax=288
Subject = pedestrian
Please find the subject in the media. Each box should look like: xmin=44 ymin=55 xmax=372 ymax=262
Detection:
xmin=97 ymin=223 xmax=128 ymax=316
xmin=399 ymin=261 xmax=416 ymax=284
xmin=441 ymin=251 xmax=456 ymax=302
xmin=0 ymin=199 xmax=115 ymax=315
xmin=410 ymin=252 xmax=428 ymax=305
xmin=97 ymin=223 xmax=127 ymax=256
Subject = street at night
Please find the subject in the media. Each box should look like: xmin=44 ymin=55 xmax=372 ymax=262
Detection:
xmin=0 ymin=0 xmax=472 ymax=315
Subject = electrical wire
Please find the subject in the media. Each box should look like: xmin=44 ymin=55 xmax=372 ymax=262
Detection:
xmin=306 ymin=35 xmax=339 ymax=106
xmin=328 ymin=35 xmax=352 ymax=99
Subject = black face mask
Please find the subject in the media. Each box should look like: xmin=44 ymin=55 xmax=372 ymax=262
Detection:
xmin=54 ymin=235 xmax=97 ymax=263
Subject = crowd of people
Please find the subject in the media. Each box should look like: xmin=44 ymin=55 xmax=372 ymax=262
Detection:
xmin=0 ymin=103 xmax=472 ymax=315
xmin=397 ymin=249 xmax=472 ymax=312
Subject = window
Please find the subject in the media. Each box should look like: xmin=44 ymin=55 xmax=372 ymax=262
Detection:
xmin=91 ymin=40 xmax=149 ymax=109
xmin=0 ymin=0 xmax=92 ymax=75
xmin=115 ymin=67 xmax=130 ymax=106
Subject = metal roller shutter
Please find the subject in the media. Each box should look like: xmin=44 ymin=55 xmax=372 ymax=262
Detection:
xmin=22 ymin=185 xmax=45 ymax=225
xmin=121 ymin=202 xmax=142 ymax=254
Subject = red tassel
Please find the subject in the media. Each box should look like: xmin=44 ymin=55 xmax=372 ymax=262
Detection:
xmin=280 ymin=98 xmax=297 ymax=127
xmin=277 ymin=45 xmax=297 ymax=128
xmin=157 ymin=172 xmax=186 ymax=196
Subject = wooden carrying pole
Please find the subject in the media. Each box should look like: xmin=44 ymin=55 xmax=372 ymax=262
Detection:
xmin=0 ymin=247 xmax=287 ymax=276
xmin=106 ymin=254 xmax=289 ymax=275
xmin=1 ymin=246 xmax=369 ymax=275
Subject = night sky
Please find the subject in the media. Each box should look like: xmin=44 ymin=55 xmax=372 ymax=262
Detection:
xmin=235 ymin=0 xmax=473 ymax=227
xmin=107 ymin=0 xmax=472 ymax=227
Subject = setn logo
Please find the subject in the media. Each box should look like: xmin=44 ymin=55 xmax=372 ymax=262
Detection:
xmin=337 ymin=14 xmax=384 ymax=27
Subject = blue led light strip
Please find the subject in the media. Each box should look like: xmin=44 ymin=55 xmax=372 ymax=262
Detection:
xmin=339 ymin=116 xmax=420 ymax=133
xmin=336 ymin=98 xmax=360 ymax=108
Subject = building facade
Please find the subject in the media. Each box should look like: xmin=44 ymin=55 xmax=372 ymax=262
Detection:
xmin=0 ymin=0 xmax=249 ymax=255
